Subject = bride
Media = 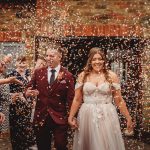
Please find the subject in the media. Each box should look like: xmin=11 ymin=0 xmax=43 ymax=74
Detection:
xmin=68 ymin=47 xmax=133 ymax=150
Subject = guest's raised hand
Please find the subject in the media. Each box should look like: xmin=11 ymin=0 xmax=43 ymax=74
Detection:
xmin=0 ymin=112 xmax=5 ymax=124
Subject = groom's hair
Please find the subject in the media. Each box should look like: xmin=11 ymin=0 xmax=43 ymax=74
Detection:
xmin=47 ymin=43 xmax=67 ymax=63
xmin=47 ymin=43 xmax=63 ymax=55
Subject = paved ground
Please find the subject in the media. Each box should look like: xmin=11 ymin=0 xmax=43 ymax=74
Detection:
xmin=0 ymin=135 xmax=149 ymax=150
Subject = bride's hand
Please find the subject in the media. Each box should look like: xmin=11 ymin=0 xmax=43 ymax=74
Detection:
xmin=68 ymin=117 xmax=78 ymax=129
xmin=127 ymin=117 xmax=134 ymax=133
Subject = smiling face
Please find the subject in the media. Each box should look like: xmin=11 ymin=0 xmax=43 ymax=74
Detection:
xmin=15 ymin=56 xmax=27 ymax=72
xmin=91 ymin=53 xmax=104 ymax=72
xmin=16 ymin=60 xmax=27 ymax=71
xmin=46 ymin=49 xmax=61 ymax=68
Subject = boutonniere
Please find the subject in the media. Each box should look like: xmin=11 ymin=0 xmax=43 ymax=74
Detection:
xmin=57 ymin=71 xmax=64 ymax=81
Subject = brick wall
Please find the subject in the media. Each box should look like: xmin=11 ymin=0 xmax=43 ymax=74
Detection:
xmin=0 ymin=0 xmax=149 ymax=41
xmin=0 ymin=0 xmax=149 ymax=131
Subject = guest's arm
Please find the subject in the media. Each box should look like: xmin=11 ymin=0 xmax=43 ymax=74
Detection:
xmin=110 ymin=71 xmax=134 ymax=132
xmin=25 ymin=70 xmax=39 ymax=98
xmin=0 ymin=77 xmax=23 ymax=85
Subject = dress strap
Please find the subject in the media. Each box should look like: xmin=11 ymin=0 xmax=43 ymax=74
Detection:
xmin=112 ymin=83 xmax=121 ymax=90
xmin=75 ymin=82 xmax=83 ymax=89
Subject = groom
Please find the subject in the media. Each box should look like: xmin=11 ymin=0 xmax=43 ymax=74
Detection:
xmin=26 ymin=45 xmax=75 ymax=150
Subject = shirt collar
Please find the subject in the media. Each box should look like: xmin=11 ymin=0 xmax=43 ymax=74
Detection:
xmin=48 ymin=64 xmax=61 ymax=73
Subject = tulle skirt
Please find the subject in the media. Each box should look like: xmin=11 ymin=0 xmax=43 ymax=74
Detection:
xmin=73 ymin=103 xmax=125 ymax=150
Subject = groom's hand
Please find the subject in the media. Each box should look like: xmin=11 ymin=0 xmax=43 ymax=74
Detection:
xmin=68 ymin=117 xmax=78 ymax=129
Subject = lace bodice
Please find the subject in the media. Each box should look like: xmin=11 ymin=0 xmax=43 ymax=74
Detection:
xmin=76 ymin=82 xmax=121 ymax=104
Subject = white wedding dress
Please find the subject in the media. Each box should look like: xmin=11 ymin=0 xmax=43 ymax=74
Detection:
xmin=73 ymin=82 xmax=125 ymax=150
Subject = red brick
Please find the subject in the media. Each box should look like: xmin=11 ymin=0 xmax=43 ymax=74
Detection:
xmin=3 ymin=32 xmax=21 ymax=42
xmin=114 ymin=14 xmax=126 ymax=20
xmin=36 ymin=9 xmax=43 ymax=17
xmin=120 ymin=25 xmax=131 ymax=36
xmin=82 ymin=25 xmax=94 ymax=36
xmin=104 ymin=25 xmax=111 ymax=36
xmin=97 ymin=25 xmax=105 ymax=36
xmin=114 ymin=2 xmax=130 ymax=8
xmin=36 ymin=0 xmax=47 ymax=9
xmin=70 ymin=25 xmax=76 ymax=36
xmin=134 ymin=25 xmax=143 ymax=36
xmin=74 ymin=25 xmax=83 ymax=36
xmin=63 ymin=24 xmax=75 ymax=36
xmin=63 ymin=24 xmax=142 ymax=37
xmin=0 ymin=32 xmax=4 ymax=41
xmin=63 ymin=24 xmax=70 ymax=36
xmin=113 ymin=25 xmax=121 ymax=36
xmin=92 ymin=25 xmax=98 ymax=36
xmin=52 ymin=2 xmax=65 ymax=7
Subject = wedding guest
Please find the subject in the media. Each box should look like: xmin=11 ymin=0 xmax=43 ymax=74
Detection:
xmin=0 ymin=60 xmax=22 ymax=144
xmin=8 ymin=56 xmax=35 ymax=150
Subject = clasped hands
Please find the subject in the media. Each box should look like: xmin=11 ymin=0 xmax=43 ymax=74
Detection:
xmin=125 ymin=117 xmax=134 ymax=136
xmin=68 ymin=117 xmax=78 ymax=129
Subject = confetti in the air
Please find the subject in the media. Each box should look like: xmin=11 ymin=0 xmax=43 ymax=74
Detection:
xmin=0 ymin=0 xmax=149 ymax=150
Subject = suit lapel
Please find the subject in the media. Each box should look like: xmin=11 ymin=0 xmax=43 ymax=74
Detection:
xmin=48 ymin=67 xmax=65 ymax=94
xmin=41 ymin=67 xmax=49 ymax=88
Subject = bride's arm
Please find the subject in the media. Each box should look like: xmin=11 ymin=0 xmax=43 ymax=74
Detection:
xmin=68 ymin=87 xmax=83 ymax=126
xmin=68 ymin=72 xmax=84 ymax=128
xmin=110 ymin=71 xmax=133 ymax=132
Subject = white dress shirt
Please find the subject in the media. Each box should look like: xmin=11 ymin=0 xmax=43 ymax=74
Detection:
xmin=48 ymin=65 xmax=61 ymax=84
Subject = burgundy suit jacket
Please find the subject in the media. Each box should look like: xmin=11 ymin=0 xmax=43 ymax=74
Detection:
xmin=27 ymin=66 xmax=75 ymax=127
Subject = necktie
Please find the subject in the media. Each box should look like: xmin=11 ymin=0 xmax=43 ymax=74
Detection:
xmin=50 ymin=69 xmax=56 ymax=84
